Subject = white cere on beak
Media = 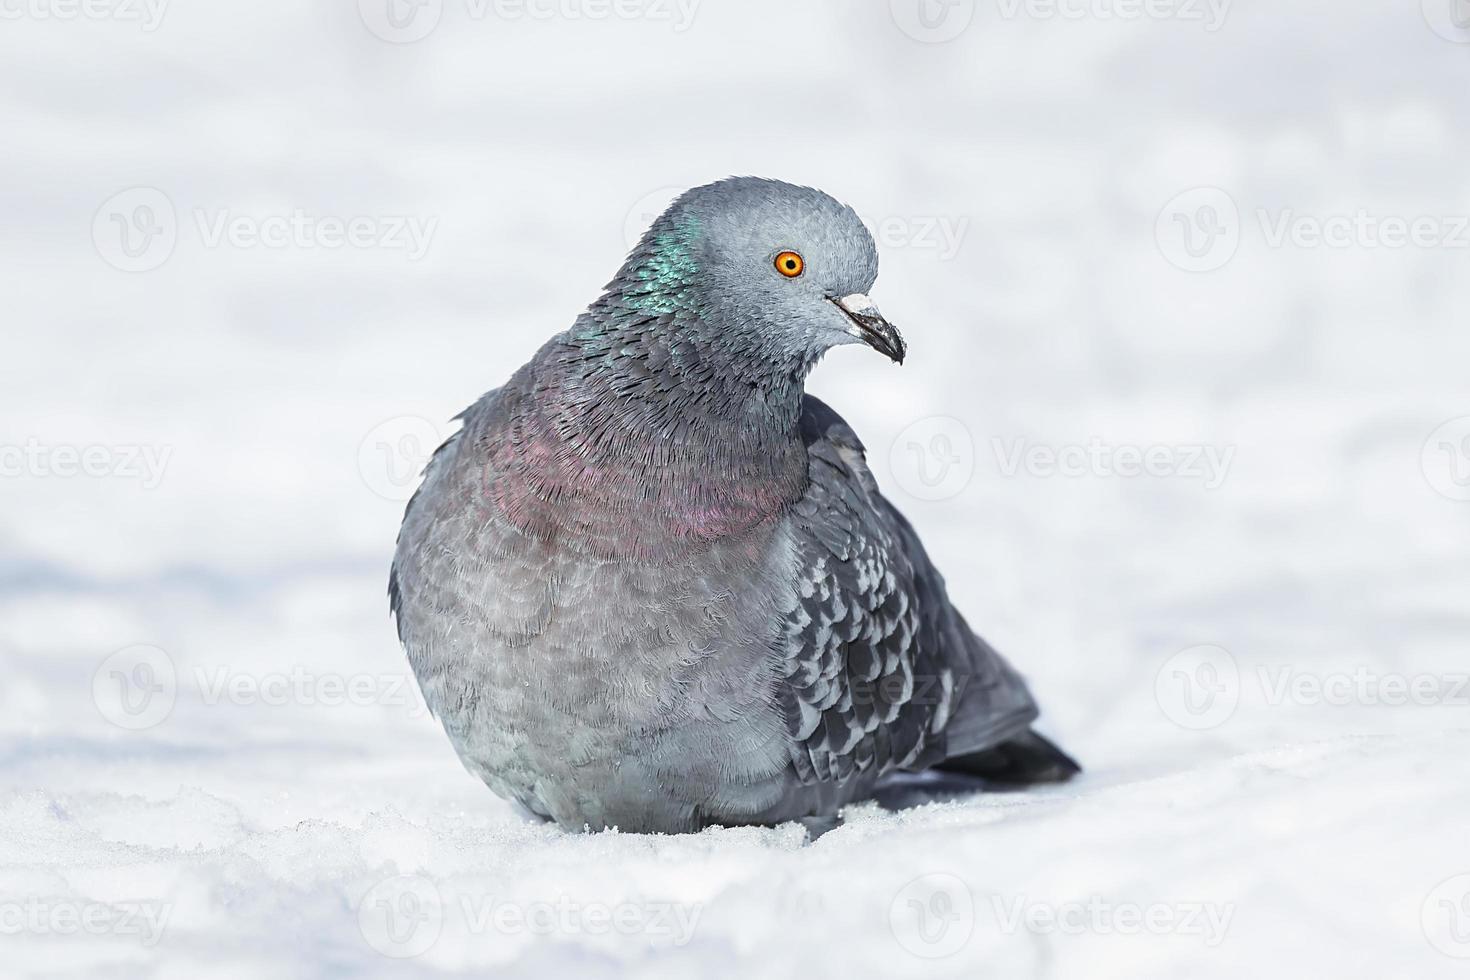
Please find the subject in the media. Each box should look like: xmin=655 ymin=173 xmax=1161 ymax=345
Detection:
xmin=836 ymin=293 xmax=885 ymax=338
xmin=837 ymin=293 xmax=882 ymax=319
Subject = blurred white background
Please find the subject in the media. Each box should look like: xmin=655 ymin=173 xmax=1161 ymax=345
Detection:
xmin=3 ymin=1 xmax=1469 ymax=977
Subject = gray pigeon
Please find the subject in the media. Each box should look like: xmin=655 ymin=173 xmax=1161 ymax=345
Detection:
xmin=390 ymin=177 xmax=1077 ymax=834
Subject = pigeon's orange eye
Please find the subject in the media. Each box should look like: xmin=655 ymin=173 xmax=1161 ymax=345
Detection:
xmin=774 ymin=251 xmax=805 ymax=278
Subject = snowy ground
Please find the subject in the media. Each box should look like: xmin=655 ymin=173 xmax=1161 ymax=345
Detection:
xmin=4 ymin=1 xmax=1470 ymax=977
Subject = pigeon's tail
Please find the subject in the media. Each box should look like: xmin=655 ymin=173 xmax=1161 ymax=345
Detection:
xmin=935 ymin=730 xmax=1081 ymax=786
xmin=927 ymin=612 xmax=1079 ymax=785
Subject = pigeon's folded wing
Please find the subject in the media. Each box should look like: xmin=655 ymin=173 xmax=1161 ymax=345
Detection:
xmin=778 ymin=396 xmax=1039 ymax=786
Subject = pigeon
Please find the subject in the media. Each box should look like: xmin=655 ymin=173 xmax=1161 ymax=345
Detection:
xmin=390 ymin=176 xmax=1078 ymax=834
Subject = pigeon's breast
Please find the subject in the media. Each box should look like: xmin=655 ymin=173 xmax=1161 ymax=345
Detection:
xmin=392 ymin=411 xmax=802 ymax=828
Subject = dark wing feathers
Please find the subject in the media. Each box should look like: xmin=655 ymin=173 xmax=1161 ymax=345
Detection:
xmin=779 ymin=396 xmax=1039 ymax=787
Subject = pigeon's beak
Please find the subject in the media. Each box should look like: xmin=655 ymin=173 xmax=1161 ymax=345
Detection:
xmin=833 ymin=293 xmax=906 ymax=365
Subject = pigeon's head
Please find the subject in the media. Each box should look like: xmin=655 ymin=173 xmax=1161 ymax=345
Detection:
xmin=615 ymin=177 xmax=906 ymax=366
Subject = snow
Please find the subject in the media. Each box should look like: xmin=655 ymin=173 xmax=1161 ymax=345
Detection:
xmin=4 ymin=1 xmax=1470 ymax=977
